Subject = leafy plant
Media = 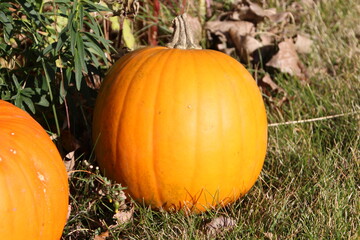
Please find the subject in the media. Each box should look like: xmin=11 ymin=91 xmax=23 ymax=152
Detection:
xmin=0 ymin=0 xmax=115 ymax=135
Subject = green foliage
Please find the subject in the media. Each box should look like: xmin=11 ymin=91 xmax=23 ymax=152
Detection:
xmin=0 ymin=0 xmax=113 ymax=120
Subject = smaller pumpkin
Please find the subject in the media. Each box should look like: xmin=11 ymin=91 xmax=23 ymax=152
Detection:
xmin=0 ymin=100 xmax=69 ymax=240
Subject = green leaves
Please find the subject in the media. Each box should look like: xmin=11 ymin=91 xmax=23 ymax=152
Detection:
xmin=0 ymin=0 xmax=115 ymax=115
xmin=0 ymin=3 xmax=14 ymax=43
xmin=57 ymin=0 xmax=113 ymax=90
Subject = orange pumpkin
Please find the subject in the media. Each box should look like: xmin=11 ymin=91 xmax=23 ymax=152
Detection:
xmin=93 ymin=15 xmax=267 ymax=212
xmin=0 ymin=100 xmax=69 ymax=239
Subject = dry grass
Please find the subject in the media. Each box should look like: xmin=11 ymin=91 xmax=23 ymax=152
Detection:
xmin=62 ymin=1 xmax=359 ymax=239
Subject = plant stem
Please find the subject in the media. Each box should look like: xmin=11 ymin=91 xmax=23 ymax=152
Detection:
xmin=166 ymin=14 xmax=201 ymax=50
xmin=41 ymin=59 xmax=61 ymax=137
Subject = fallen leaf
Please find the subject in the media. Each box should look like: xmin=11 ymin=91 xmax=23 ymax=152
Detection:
xmin=251 ymin=44 xmax=279 ymax=67
xmin=267 ymin=12 xmax=292 ymax=24
xmin=232 ymin=0 xmax=291 ymax=24
xmin=113 ymin=203 xmax=134 ymax=225
xmin=294 ymin=34 xmax=313 ymax=54
xmin=266 ymin=38 xmax=307 ymax=81
xmin=93 ymin=231 xmax=109 ymax=240
xmin=204 ymin=216 xmax=236 ymax=237
xmin=64 ymin=151 xmax=76 ymax=175
xmin=206 ymin=20 xmax=255 ymax=57
xmin=205 ymin=20 xmax=255 ymax=35
xmin=233 ymin=0 xmax=276 ymax=23
xmin=208 ymin=30 xmax=234 ymax=55
xmin=229 ymin=30 xmax=262 ymax=61
xmin=258 ymin=32 xmax=275 ymax=45
xmin=261 ymin=73 xmax=282 ymax=91
xmin=260 ymin=73 xmax=288 ymax=107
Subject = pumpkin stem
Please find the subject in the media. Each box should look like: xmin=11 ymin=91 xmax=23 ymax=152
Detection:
xmin=167 ymin=14 xmax=202 ymax=50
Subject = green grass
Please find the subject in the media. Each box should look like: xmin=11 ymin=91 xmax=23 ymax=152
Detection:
xmin=62 ymin=1 xmax=359 ymax=239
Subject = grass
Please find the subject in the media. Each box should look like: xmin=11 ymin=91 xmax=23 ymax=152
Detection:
xmin=62 ymin=0 xmax=359 ymax=239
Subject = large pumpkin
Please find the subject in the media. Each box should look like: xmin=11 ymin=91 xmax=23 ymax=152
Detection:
xmin=0 ymin=100 xmax=69 ymax=239
xmin=93 ymin=15 xmax=267 ymax=212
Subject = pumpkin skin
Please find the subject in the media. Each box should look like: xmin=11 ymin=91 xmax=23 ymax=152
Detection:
xmin=0 ymin=100 xmax=69 ymax=239
xmin=93 ymin=47 xmax=267 ymax=212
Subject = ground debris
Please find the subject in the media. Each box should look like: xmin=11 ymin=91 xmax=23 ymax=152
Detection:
xmin=206 ymin=0 xmax=312 ymax=106
xmin=202 ymin=216 xmax=236 ymax=237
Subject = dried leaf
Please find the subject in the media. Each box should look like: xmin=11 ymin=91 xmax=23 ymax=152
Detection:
xmin=206 ymin=20 xmax=255 ymax=35
xmin=209 ymin=31 xmax=234 ymax=55
xmin=247 ymin=1 xmax=277 ymax=20
xmin=64 ymin=151 xmax=76 ymax=175
xmin=232 ymin=0 xmax=276 ymax=23
xmin=259 ymin=32 xmax=275 ymax=45
xmin=206 ymin=20 xmax=255 ymax=56
xmin=233 ymin=0 xmax=290 ymax=24
xmin=266 ymin=38 xmax=307 ymax=80
xmin=260 ymin=74 xmax=288 ymax=107
xmin=229 ymin=29 xmax=262 ymax=61
xmin=84 ymin=72 xmax=102 ymax=90
xmin=204 ymin=216 xmax=236 ymax=236
xmin=113 ymin=204 xmax=134 ymax=225
xmin=261 ymin=73 xmax=281 ymax=91
xmin=251 ymin=44 xmax=279 ymax=67
xmin=93 ymin=231 xmax=109 ymax=240
xmin=267 ymin=12 xmax=292 ymax=23
xmin=124 ymin=0 xmax=140 ymax=17
xmin=294 ymin=34 xmax=313 ymax=54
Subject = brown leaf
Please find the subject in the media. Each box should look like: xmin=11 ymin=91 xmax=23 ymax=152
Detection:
xmin=113 ymin=204 xmax=134 ymax=225
xmin=294 ymin=34 xmax=313 ymax=54
xmin=266 ymin=38 xmax=307 ymax=81
xmin=267 ymin=12 xmax=292 ymax=23
xmin=259 ymin=32 xmax=275 ymax=45
xmin=93 ymin=231 xmax=109 ymax=240
xmin=232 ymin=0 xmax=290 ymax=24
xmin=204 ymin=216 xmax=236 ymax=236
xmin=210 ymin=31 xmax=234 ymax=55
xmin=229 ymin=30 xmax=262 ymax=61
xmin=206 ymin=20 xmax=256 ymax=58
xmin=261 ymin=73 xmax=282 ymax=92
xmin=232 ymin=0 xmax=276 ymax=23
xmin=259 ymin=74 xmax=288 ymax=107
xmin=64 ymin=151 xmax=76 ymax=175
xmin=84 ymin=71 xmax=102 ymax=90
xmin=205 ymin=20 xmax=255 ymax=35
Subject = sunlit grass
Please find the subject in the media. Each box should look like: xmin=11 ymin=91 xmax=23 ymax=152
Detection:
xmin=62 ymin=1 xmax=359 ymax=239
